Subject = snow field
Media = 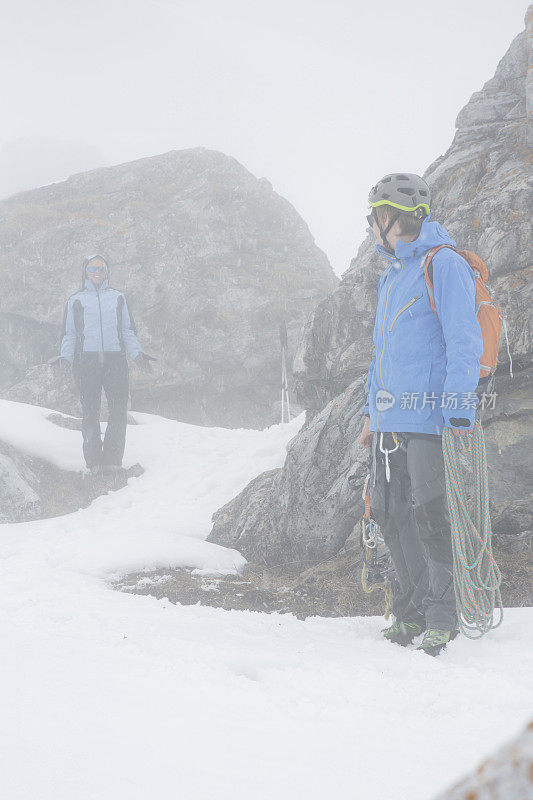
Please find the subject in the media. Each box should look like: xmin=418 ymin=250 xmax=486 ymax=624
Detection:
xmin=0 ymin=399 xmax=532 ymax=800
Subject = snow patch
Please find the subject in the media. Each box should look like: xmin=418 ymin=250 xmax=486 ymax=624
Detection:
xmin=0 ymin=399 xmax=532 ymax=800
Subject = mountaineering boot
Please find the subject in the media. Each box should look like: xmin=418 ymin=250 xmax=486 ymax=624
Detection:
xmin=381 ymin=618 xmax=402 ymax=641
xmin=100 ymin=464 xmax=124 ymax=475
xmin=126 ymin=462 xmax=145 ymax=478
xmin=417 ymin=629 xmax=458 ymax=657
xmin=382 ymin=619 xmax=424 ymax=646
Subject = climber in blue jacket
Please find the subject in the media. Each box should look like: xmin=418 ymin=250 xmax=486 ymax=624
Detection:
xmin=359 ymin=173 xmax=483 ymax=656
xmin=59 ymin=254 xmax=155 ymax=471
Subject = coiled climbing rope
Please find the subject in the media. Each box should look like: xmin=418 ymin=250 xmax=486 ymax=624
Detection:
xmin=442 ymin=420 xmax=503 ymax=639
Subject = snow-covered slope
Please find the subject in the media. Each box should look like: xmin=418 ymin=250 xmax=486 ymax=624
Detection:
xmin=0 ymin=399 xmax=303 ymax=576
xmin=0 ymin=399 xmax=532 ymax=800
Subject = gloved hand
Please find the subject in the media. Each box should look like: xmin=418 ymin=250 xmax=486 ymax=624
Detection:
xmin=134 ymin=353 xmax=156 ymax=373
xmin=49 ymin=356 xmax=72 ymax=378
xmin=448 ymin=417 xmax=471 ymax=437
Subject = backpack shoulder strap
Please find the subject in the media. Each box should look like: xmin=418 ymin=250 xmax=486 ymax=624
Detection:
xmin=423 ymin=244 xmax=458 ymax=314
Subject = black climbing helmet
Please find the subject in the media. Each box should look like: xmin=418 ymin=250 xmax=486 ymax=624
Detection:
xmin=368 ymin=173 xmax=431 ymax=220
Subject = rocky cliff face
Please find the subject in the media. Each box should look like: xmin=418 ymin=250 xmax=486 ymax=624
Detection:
xmin=209 ymin=9 xmax=533 ymax=564
xmin=210 ymin=379 xmax=366 ymax=565
xmin=0 ymin=148 xmax=337 ymax=428
xmin=294 ymin=10 xmax=532 ymax=412
xmin=0 ymin=440 xmax=41 ymax=523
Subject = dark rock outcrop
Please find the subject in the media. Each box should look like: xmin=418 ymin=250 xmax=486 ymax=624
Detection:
xmin=0 ymin=441 xmax=42 ymax=522
xmin=211 ymin=379 xmax=366 ymax=565
xmin=209 ymin=10 xmax=533 ymax=564
xmin=5 ymin=363 xmax=82 ymax=418
xmin=0 ymin=435 xmax=143 ymax=524
xmin=0 ymin=148 xmax=337 ymax=428
xmin=433 ymin=719 xmax=533 ymax=800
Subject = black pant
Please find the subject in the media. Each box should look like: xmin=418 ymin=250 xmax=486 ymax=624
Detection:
xmin=75 ymin=352 xmax=129 ymax=468
xmin=370 ymin=433 xmax=456 ymax=631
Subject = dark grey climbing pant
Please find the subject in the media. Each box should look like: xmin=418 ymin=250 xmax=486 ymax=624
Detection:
xmin=74 ymin=352 xmax=130 ymax=468
xmin=369 ymin=433 xmax=457 ymax=631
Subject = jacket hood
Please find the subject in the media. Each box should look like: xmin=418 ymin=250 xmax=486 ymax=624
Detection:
xmin=376 ymin=217 xmax=457 ymax=262
xmin=82 ymin=254 xmax=109 ymax=288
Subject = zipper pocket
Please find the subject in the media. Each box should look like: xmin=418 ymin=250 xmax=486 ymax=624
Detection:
xmin=389 ymin=295 xmax=422 ymax=332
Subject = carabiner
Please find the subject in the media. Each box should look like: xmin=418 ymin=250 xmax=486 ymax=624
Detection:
xmin=379 ymin=432 xmax=399 ymax=482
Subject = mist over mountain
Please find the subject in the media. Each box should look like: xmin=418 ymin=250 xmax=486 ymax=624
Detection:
xmin=0 ymin=146 xmax=337 ymax=428
xmin=0 ymin=137 xmax=109 ymax=198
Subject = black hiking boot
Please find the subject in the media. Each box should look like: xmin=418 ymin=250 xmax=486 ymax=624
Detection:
xmin=417 ymin=628 xmax=459 ymax=657
xmin=100 ymin=464 xmax=124 ymax=475
xmin=89 ymin=465 xmax=104 ymax=476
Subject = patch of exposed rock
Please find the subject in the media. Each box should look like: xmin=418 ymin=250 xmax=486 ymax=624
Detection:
xmin=433 ymin=719 xmax=533 ymax=800
xmin=0 ymin=431 xmax=143 ymax=524
xmin=115 ymin=549 xmax=383 ymax=620
xmin=115 ymin=538 xmax=531 ymax=619
xmin=0 ymin=440 xmax=42 ymax=522
xmin=5 ymin=363 xmax=82 ymax=418
xmin=0 ymin=148 xmax=337 ymax=428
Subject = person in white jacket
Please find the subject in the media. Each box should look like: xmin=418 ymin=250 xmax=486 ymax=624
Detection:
xmin=59 ymin=254 xmax=154 ymax=470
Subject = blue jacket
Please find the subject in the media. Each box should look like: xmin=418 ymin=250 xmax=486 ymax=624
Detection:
xmin=364 ymin=217 xmax=483 ymax=434
xmin=60 ymin=278 xmax=142 ymax=363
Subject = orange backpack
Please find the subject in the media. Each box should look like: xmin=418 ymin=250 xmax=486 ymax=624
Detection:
xmin=423 ymin=245 xmax=509 ymax=380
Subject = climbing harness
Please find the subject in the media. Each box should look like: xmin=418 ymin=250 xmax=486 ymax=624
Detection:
xmin=358 ymin=474 xmax=393 ymax=618
xmin=442 ymin=420 xmax=503 ymax=639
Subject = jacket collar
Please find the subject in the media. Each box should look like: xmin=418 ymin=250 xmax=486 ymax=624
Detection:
xmin=375 ymin=216 xmax=457 ymax=267
xmin=375 ymin=245 xmax=398 ymax=263
xmin=84 ymin=278 xmax=109 ymax=292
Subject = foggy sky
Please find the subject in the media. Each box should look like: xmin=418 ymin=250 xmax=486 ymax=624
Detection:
xmin=2 ymin=0 xmax=527 ymax=275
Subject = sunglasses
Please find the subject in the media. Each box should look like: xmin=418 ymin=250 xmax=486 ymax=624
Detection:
xmin=87 ymin=265 xmax=106 ymax=273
